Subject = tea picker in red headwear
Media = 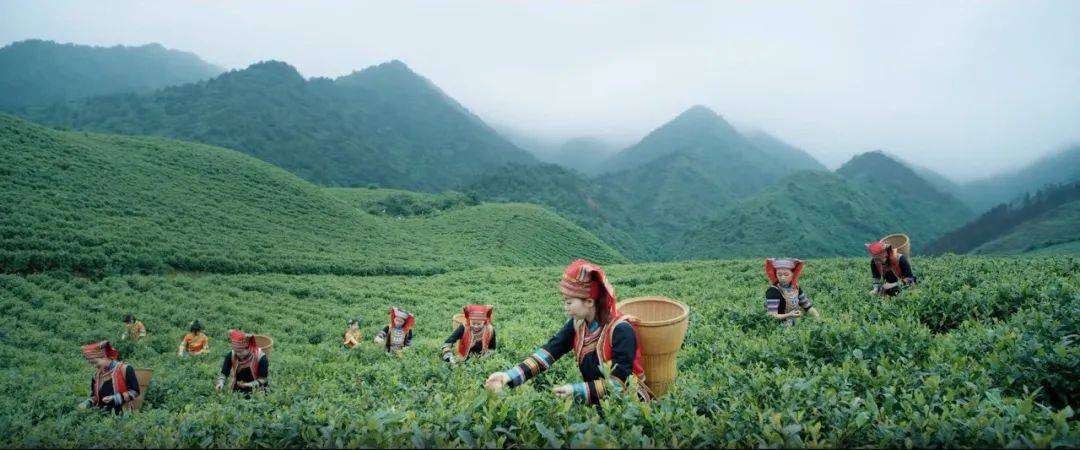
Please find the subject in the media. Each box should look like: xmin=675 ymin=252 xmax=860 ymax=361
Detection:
xmin=374 ymin=308 xmax=414 ymax=353
xmin=764 ymin=258 xmax=820 ymax=326
xmin=866 ymin=241 xmax=917 ymax=296
xmin=216 ymin=329 xmax=269 ymax=395
xmin=78 ymin=340 xmax=141 ymax=414
xmin=484 ymin=259 xmax=651 ymax=404
xmin=442 ymin=305 xmax=497 ymax=364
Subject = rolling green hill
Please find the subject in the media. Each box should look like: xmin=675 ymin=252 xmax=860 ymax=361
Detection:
xmin=669 ymin=152 xmax=973 ymax=259
xmin=668 ymin=171 xmax=887 ymax=259
xmin=927 ymin=182 xmax=1080 ymax=255
xmin=973 ymin=199 xmax=1080 ymax=255
xmin=460 ymin=164 xmax=651 ymax=260
xmin=0 ymin=39 xmax=221 ymax=110
xmin=0 ymin=114 xmax=623 ymax=277
xmin=328 ymin=187 xmax=627 ymax=265
xmin=324 ymin=187 xmax=479 ymax=217
xmin=20 ymin=60 xmax=536 ymax=191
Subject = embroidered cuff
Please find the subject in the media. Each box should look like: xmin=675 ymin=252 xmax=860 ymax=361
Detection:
xmin=504 ymin=366 xmax=525 ymax=387
xmin=571 ymin=382 xmax=589 ymax=403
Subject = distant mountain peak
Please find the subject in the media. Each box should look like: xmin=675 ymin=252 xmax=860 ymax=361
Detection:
xmin=667 ymin=104 xmax=731 ymax=129
xmin=338 ymin=59 xmax=422 ymax=84
xmin=681 ymin=104 xmax=719 ymax=117
xmin=0 ymin=39 xmax=222 ymax=109
xmin=243 ymin=60 xmax=302 ymax=75
xmin=840 ymin=150 xmax=905 ymax=172
xmin=217 ymin=60 xmax=306 ymax=87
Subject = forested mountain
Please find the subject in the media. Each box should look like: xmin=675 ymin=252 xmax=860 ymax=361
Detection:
xmin=10 ymin=37 xmax=1072 ymax=260
xmin=975 ymin=200 xmax=1080 ymax=254
xmin=927 ymin=182 xmax=1080 ymax=255
xmin=594 ymin=106 xmax=827 ymax=243
xmin=0 ymin=39 xmax=220 ymax=109
xmin=668 ymin=152 xmax=973 ymax=259
xmin=744 ymin=130 xmax=827 ymax=173
xmin=20 ymin=60 xmax=536 ymax=191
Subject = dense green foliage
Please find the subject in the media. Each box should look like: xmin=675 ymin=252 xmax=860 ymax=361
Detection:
xmin=0 ymin=40 xmax=220 ymax=110
xmin=20 ymin=60 xmax=536 ymax=191
xmin=670 ymin=171 xmax=896 ymax=259
xmin=0 ymin=115 xmax=623 ymax=276
xmin=668 ymin=152 xmax=972 ymax=260
xmin=325 ymin=188 xmax=480 ymax=218
xmin=467 ymin=109 xmax=843 ymax=260
xmin=1 ymin=256 xmax=1076 ymax=447
xmin=973 ymin=199 xmax=1080 ymax=255
xmin=744 ymin=130 xmax=827 ymax=173
xmin=462 ymin=164 xmax=652 ymax=260
xmin=929 ymin=182 xmax=1080 ymax=255
xmin=596 ymin=106 xmax=790 ymax=240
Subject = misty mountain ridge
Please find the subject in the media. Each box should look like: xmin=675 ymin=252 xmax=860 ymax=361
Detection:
xmin=927 ymin=181 xmax=1080 ymax=255
xmin=669 ymin=150 xmax=973 ymax=259
xmin=0 ymin=39 xmax=222 ymax=110
xmin=20 ymin=58 xmax=536 ymax=191
xmin=957 ymin=145 xmax=1080 ymax=213
xmin=6 ymin=38 xmax=1076 ymax=261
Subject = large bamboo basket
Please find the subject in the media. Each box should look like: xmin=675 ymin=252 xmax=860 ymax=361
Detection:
xmin=128 ymin=368 xmax=153 ymax=412
xmin=253 ymin=335 xmax=273 ymax=356
xmin=451 ymin=313 xmax=466 ymax=332
xmin=616 ymin=296 xmax=690 ymax=397
xmin=882 ymin=233 xmax=911 ymax=256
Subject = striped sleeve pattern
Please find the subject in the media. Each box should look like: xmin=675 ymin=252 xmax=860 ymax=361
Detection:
xmin=504 ymin=348 xmax=555 ymax=388
xmin=570 ymin=378 xmax=626 ymax=404
xmin=765 ymin=287 xmax=781 ymax=313
xmin=765 ymin=298 xmax=781 ymax=313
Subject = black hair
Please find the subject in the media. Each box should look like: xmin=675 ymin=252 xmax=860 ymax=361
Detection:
xmin=123 ymin=314 xmax=135 ymax=323
xmin=190 ymin=320 xmax=203 ymax=333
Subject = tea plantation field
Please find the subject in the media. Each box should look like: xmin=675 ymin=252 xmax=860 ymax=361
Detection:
xmin=0 ymin=113 xmax=625 ymax=278
xmin=1 ymin=256 xmax=1076 ymax=447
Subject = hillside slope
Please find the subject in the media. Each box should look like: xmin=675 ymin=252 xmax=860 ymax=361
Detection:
xmin=0 ymin=39 xmax=221 ymax=109
xmin=0 ymin=115 xmax=622 ymax=276
xmin=20 ymin=60 xmax=536 ymax=191
xmin=670 ymin=152 xmax=972 ymax=259
xmin=973 ymin=199 xmax=1080 ymax=255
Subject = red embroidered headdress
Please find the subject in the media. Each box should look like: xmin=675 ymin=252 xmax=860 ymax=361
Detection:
xmin=229 ymin=329 xmax=258 ymax=352
xmin=82 ymin=340 xmax=119 ymax=361
xmin=560 ymin=259 xmax=649 ymax=399
xmin=764 ymin=258 xmax=805 ymax=288
xmin=457 ymin=304 xmax=494 ymax=358
xmin=389 ymin=308 xmax=415 ymax=335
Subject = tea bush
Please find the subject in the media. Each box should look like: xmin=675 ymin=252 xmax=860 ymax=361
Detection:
xmin=0 ymin=256 xmax=1076 ymax=447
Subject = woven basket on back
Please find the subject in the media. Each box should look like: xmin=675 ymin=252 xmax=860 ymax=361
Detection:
xmin=126 ymin=368 xmax=153 ymax=412
xmin=881 ymin=233 xmax=911 ymax=256
xmin=451 ymin=313 xmax=466 ymax=332
xmin=253 ymin=335 xmax=273 ymax=356
xmin=616 ymin=296 xmax=690 ymax=397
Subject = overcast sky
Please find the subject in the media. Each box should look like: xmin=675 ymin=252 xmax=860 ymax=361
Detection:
xmin=3 ymin=0 xmax=1078 ymax=182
